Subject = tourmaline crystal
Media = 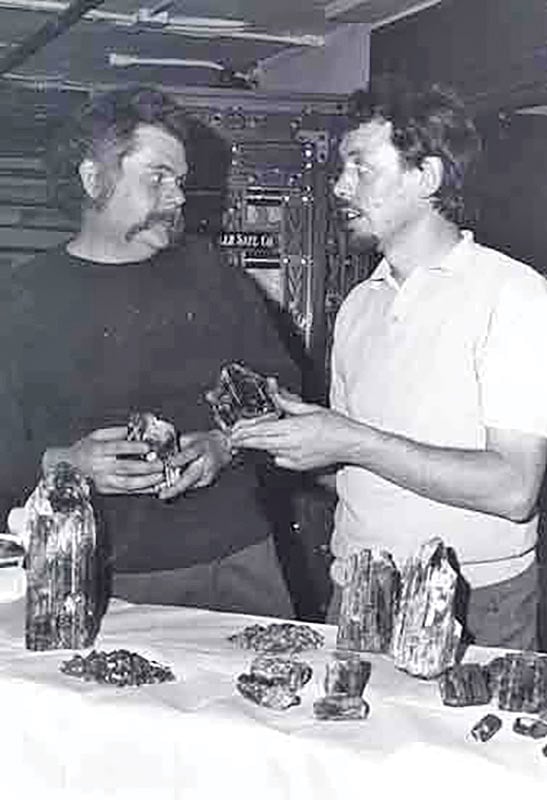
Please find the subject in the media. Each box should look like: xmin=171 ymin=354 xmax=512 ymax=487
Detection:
xmin=391 ymin=537 xmax=463 ymax=678
xmin=24 ymin=462 xmax=108 ymax=651
xmin=336 ymin=549 xmax=400 ymax=653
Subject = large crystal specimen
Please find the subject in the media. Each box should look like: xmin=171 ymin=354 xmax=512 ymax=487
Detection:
xmin=391 ymin=538 xmax=464 ymax=678
xmin=206 ymin=362 xmax=280 ymax=432
xmin=336 ymin=549 xmax=400 ymax=653
xmin=24 ymin=462 xmax=109 ymax=651
xmin=127 ymin=411 xmax=180 ymax=489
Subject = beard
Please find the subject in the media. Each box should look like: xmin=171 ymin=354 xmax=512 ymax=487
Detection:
xmin=124 ymin=208 xmax=185 ymax=244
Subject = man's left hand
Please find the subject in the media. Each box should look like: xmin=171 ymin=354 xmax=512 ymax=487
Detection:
xmin=157 ymin=430 xmax=232 ymax=500
xmin=230 ymin=393 xmax=358 ymax=471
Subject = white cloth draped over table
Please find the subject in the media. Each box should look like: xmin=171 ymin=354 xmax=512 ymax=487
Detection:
xmin=0 ymin=596 xmax=544 ymax=799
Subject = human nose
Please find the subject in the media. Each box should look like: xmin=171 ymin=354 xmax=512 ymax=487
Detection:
xmin=333 ymin=168 xmax=352 ymax=201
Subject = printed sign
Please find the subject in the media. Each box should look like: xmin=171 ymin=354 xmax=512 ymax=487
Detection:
xmin=219 ymin=231 xmax=279 ymax=250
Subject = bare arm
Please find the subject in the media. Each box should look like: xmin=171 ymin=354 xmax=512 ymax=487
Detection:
xmin=231 ymin=394 xmax=547 ymax=522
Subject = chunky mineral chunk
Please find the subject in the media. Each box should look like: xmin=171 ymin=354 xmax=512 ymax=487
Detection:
xmin=127 ymin=411 xmax=180 ymax=488
xmin=391 ymin=538 xmax=464 ymax=678
xmin=313 ymin=694 xmax=370 ymax=721
xmin=236 ymin=673 xmax=301 ymax=710
xmin=324 ymin=652 xmax=371 ymax=697
xmin=438 ymin=663 xmax=492 ymax=707
xmin=513 ymin=716 xmax=547 ymax=739
xmin=206 ymin=362 xmax=279 ymax=432
xmin=470 ymin=714 xmax=502 ymax=742
xmin=336 ymin=549 xmax=400 ymax=653
xmin=490 ymin=653 xmax=547 ymax=713
xmin=249 ymin=655 xmax=312 ymax=691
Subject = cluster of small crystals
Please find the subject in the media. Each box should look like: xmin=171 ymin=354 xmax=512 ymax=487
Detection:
xmin=60 ymin=649 xmax=176 ymax=686
xmin=228 ymin=622 xmax=324 ymax=653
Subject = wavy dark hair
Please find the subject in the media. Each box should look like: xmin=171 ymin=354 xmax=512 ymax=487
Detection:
xmin=346 ymin=75 xmax=482 ymax=223
xmin=46 ymin=86 xmax=194 ymax=219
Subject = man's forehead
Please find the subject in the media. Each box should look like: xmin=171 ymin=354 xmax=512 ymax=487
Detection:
xmin=339 ymin=118 xmax=394 ymax=159
xmin=130 ymin=123 xmax=187 ymax=170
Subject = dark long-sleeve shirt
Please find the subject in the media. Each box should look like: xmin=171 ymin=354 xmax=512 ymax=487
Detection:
xmin=0 ymin=235 xmax=299 ymax=571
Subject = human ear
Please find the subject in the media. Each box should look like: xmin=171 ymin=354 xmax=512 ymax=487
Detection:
xmin=418 ymin=155 xmax=444 ymax=199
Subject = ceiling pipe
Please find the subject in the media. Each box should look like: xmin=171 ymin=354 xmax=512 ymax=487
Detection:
xmin=0 ymin=0 xmax=107 ymax=76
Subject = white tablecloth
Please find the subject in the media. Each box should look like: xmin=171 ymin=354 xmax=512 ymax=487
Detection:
xmin=0 ymin=580 xmax=545 ymax=799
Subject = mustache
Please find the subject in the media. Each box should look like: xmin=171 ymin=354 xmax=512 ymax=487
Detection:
xmin=125 ymin=208 xmax=184 ymax=242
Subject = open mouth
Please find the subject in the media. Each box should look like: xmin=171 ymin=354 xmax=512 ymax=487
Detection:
xmin=339 ymin=207 xmax=363 ymax=222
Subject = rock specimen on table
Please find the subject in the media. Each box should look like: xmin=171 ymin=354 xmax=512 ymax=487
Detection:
xmin=228 ymin=622 xmax=324 ymax=653
xmin=237 ymin=673 xmax=301 ymax=710
xmin=391 ymin=538 xmax=464 ymax=678
xmin=206 ymin=361 xmax=280 ymax=432
xmin=314 ymin=652 xmax=371 ymax=721
xmin=249 ymin=655 xmax=312 ymax=691
xmin=313 ymin=694 xmax=370 ymax=721
xmin=24 ymin=462 xmax=109 ymax=651
xmin=60 ymin=649 xmax=176 ymax=686
xmin=336 ymin=549 xmax=400 ymax=653
xmin=470 ymin=713 xmax=502 ymax=742
xmin=438 ymin=663 xmax=492 ymax=706
xmin=127 ymin=411 xmax=180 ymax=489
xmin=324 ymin=652 xmax=371 ymax=697
xmin=512 ymin=716 xmax=547 ymax=739
xmin=486 ymin=652 xmax=547 ymax=713
xmin=236 ymin=655 xmax=312 ymax=710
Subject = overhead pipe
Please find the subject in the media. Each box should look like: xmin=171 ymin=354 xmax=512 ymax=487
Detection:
xmin=0 ymin=1 xmax=325 ymax=46
xmin=0 ymin=0 xmax=108 ymax=76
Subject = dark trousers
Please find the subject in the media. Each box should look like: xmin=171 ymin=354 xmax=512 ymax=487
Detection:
xmin=112 ymin=536 xmax=295 ymax=619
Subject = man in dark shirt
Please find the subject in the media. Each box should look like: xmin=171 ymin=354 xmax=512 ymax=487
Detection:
xmin=0 ymin=86 xmax=297 ymax=617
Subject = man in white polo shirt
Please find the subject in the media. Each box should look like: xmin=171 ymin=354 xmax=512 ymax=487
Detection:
xmin=231 ymin=77 xmax=547 ymax=649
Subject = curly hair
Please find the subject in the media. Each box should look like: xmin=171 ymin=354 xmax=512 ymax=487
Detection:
xmin=346 ymin=75 xmax=482 ymax=224
xmin=46 ymin=86 xmax=194 ymax=218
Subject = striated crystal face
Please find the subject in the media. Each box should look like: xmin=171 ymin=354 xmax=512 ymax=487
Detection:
xmin=206 ymin=362 xmax=280 ymax=431
xmin=24 ymin=463 xmax=109 ymax=651
xmin=336 ymin=549 xmax=400 ymax=654
xmin=391 ymin=537 xmax=465 ymax=678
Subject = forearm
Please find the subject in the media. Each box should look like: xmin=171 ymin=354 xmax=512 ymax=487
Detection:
xmin=344 ymin=422 xmax=537 ymax=522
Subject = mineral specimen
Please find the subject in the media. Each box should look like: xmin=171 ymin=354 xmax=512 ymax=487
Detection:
xmin=314 ymin=652 xmax=371 ymax=722
xmin=127 ymin=411 xmax=180 ymax=489
xmin=438 ymin=663 xmax=492 ymax=707
xmin=490 ymin=653 xmax=547 ymax=713
xmin=61 ymin=649 xmax=175 ymax=686
xmin=512 ymin=717 xmax=547 ymax=739
xmin=24 ymin=462 xmax=109 ymax=651
xmin=336 ymin=549 xmax=400 ymax=653
xmin=236 ymin=653 xmax=314 ymax=710
xmin=470 ymin=714 xmax=502 ymax=742
xmin=313 ymin=694 xmax=370 ymax=721
xmin=249 ymin=655 xmax=312 ymax=691
xmin=236 ymin=673 xmax=301 ymax=710
xmin=206 ymin=362 xmax=280 ymax=432
xmin=324 ymin=652 xmax=371 ymax=697
xmin=227 ymin=622 xmax=324 ymax=653
xmin=391 ymin=538 xmax=464 ymax=678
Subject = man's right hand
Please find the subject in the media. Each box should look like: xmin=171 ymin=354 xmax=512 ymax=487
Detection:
xmin=41 ymin=426 xmax=166 ymax=495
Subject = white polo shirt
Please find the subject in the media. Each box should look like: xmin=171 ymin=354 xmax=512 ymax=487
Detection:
xmin=330 ymin=231 xmax=547 ymax=588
